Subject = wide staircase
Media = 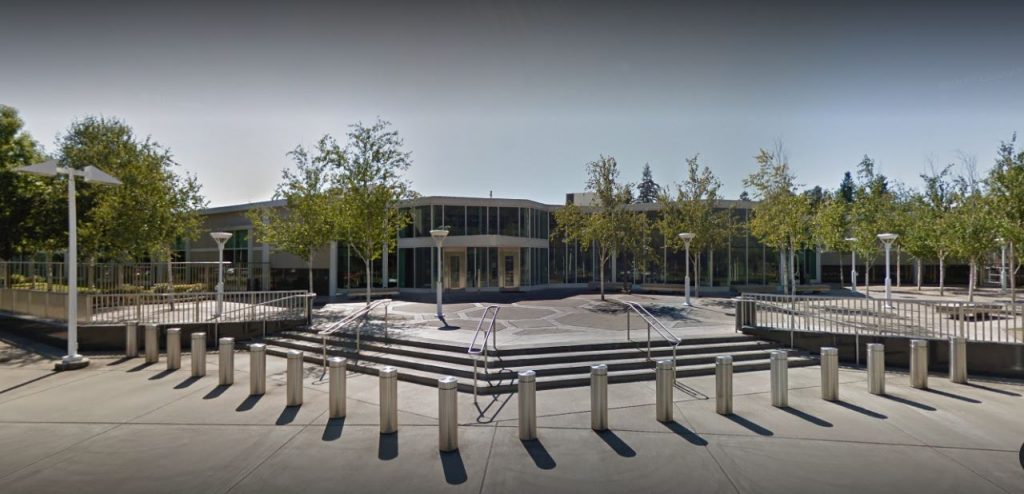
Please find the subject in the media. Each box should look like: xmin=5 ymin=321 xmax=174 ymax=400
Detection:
xmin=255 ymin=325 xmax=816 ymax=394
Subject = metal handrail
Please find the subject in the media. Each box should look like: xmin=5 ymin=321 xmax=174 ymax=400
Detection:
xmin=620 ymin=300 xmax=680 ymax=367
xmin=210 ymin=292 xmax=310 ymax=320
xmin=318 ymin=299 xmax=391 ymax=367
xmin=467 ymin=305 xmax=501 ymax=401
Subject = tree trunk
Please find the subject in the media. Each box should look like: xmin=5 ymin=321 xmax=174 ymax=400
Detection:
xmin=308 ymin=253 xmax=314 ymax=294
xmin=968 ymin=260 xmax=975 ymax=302
xmin=916 ymin=258 xmax=922 ymax=290
xmin=838 ymin=253 xmax=844 ymax=287
xmin=365 ymin=260 xmax=372 ymax=305
xmin=695 ymin=254 xmax=701 ymax=298
xmin=45 ymin=251 xmax=52 ymax=292
xmin=896 ymin=246 xmax=901 ymax=287
xmin=790 ymin=246 xmax=797 ymax=297
xmin=167 ymin=253 xmax=175 ymax=311
xmin=863 ymin=260 xmax=870 ymax=296
xmin=599 ymin=258 xmax=605 ymax=301
xmin=939 ymin=256 xmax=945 ymax=297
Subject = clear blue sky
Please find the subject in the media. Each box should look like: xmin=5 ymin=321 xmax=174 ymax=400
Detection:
xmin=2 ymin=0 xmax=1022 ymax=206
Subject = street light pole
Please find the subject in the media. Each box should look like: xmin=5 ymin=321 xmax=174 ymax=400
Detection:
xmin=16 ymin=161 xmax=120 ymax=371
xmin=845 ymin=237 xmax=858 ymax=292
xmin=210 ymin=232 xmax=233 ymax=318
xmin=678 ymin=233 xmax=695 ymax=306
xmin=430 ymin=229 xmax=449 ymax=321
xmin=878 ymin=233 xmax=898 ymax=308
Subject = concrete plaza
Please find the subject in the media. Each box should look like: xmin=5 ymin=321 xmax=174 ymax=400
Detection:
xmin=0 ymin=329 xmax=1021 ymax=493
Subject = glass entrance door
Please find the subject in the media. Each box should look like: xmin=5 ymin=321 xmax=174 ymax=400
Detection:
xmin=448 ymin=255 xmax=460 ymax=289
xmin=504 ymin=255 xmax=515 ymax=287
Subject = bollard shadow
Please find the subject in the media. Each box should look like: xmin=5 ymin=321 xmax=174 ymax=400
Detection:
xmin=148 ymin=369 xmax=176 ymax=380
xmin=725 ymin=414 xmax=773 ymax=436
xmin=780 ymin=407 xmax=833 ymax=427
xmin=880 ymin=394 xmax=936 ymax=412
xmin=596 ymin=430 xmax=637 ymax=458
xmin=106 ymin=356 xmax=134 ymax=366
xmin=236 ymin=394 xmax=263 ymax=412
xmin=662 ymin=421 xmax=708 ymax=446
xmin=276 ymin=405 xmax=300 ymax=425
xmin=521 ymin=439 xmax=556 ymax=470
xmin=0 ymin=372 xmax=58 ymax=396
xmin=322 ymin=417 xmax=345 ymax=441
xmin=965 ymin=382 xmax=1021 ymax=397
xmin=439 ymin=450 xmax=468 ymax=485
xmin=174 ymin=376 xmax=201 ymax=389
xmin=126 ymin=361 xmax=156 ymax=372
xmin=922 ymin=388 xmax=982 ymax=404
xmin=203 ymin=385 xmax=230 ymax=400
xmin=378 ymin=433 xmax=399 ymax=460
xmin=834 ymin=400 xmax=888 ymax=419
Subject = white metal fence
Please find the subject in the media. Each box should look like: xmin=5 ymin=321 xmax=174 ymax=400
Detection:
xmin=0 ymin=261 xmax=270 ymax=293
xmin=0 ymin=288 xmax=309 ymax=326
xmin=740 ymin=293 xmax=1024 ymax=344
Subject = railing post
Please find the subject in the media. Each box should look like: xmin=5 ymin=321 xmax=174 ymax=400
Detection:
xmin=867 ymin=343 xmax=885 ymax=395
xmin=438 ymin=376 xmax=458 ymax=452
xmin=250 ymin=343 xmax=266 ymax=396
xmin=910 ymin=339 xmax=928 ymax=389
xmin=770 ymin=350 xmax=788 ymax=407
xmin=219 ymin=337 xmax=234 ymax=386
xmin=380 ymin=366 xmax=398 ymax=434
xmin=820 ymin=347 xmax=839 ymax=401
xmin=125 ymin=321 xmax=138 ymax=358
xmin=287 ymin=350 xmax=304 ymax=406
xmin=626 ymin=310 xmax=630 ymax=341
xmin=518 ymin=370 xmax=537 ymax=440
xmin=191 ymin=332 xmax=206 ymax=378
xmin=655 ymin=359 xmax=674 ymax=422
xmin=715 ymin=355 xmax=733 ymax=415
xmin=166 ymin=328 xmax=181 ymax=370
xmin=329 ymin=357 xmax=347 ymax=418
xmin=949 ymin=336 xmax=967 ymax=384
xmin=144 ymin=323 xmax=159 ymax=364
xmin=590 ymin=364 xmax=608 ymax=431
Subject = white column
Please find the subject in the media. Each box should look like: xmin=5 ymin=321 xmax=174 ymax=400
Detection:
xmin=328 ymin=241 xmax=338 ymax=297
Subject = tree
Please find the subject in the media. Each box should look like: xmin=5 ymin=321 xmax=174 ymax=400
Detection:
xmin=636 ymin=163 xmax=661 ymax=203
xmin=0 ymin=105 xmax=46 ymax=259
xmin=987 ymin=133 xmax=1024 ymax=305
xmin=904 ymin=165 xmax=956 ymax=295
xmin=657 ymin=155 xmax=731 ymax=295
xmin=47 ymin=116 xmax=206 ymax=269
xmin=812 ymin=194 xmax=847 ymax=287
xmin=335 ymin=119 xmax=413 ymax=304
xmin=948 ymin=156 xmax=998 ymax=301
xmin=847 ymin=156 xmax=896 ymax=294
xmin=553 ymin=156 xmax=635 ymax=300
xmin=744 ymin=146 xmax=812 ymax=295
xmin=838 ymin=171 xmax=855 ymax=203
xmin=248 ymin=138 xmax=340 ymax=293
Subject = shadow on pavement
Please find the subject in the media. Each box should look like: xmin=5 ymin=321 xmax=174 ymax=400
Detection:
xmin=965 ymin=382 xmax=1021 ymax=397
xmin=148 ymin=369 xmax=176 ymax=380
xmin=236 ymin=394 xmax=263 ymax=412
xmin=0 ymin=371 xmax=58 ymax=395
xmin=276 ymin=405 xmax=300 ymax=425
xmin=174 ymin=376 xmax=201 ymax=389
xmin=322 ymin=417 xmax=345 ymax=441
xmin=203 ymin=385 xmax=230 ymax=400
xmin=440 ymin=450 xmax=468 ymax=485
xmin=725 ymin=414 xmax=774 ymax=436
xmin=521 ymin=439 xmax=556 ymax=470
xmin=780 ymin=406 xmax=833 ymax=427
xmin=378 ymin=433 xmax=399 ymax=460
xmin=880 ymin=394 xmax=936 ymax=412
xmin=923 ymin=388 xmax=982 ymax=404
xmin=596 ymin=430 xmax=637 ymax=457
xmin=834 ymin=400 xmax=888 ymax=419
xmin=662 ymin=420 xmax=708 ymax=446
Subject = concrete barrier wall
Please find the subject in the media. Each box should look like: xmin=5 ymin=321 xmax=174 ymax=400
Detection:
xmin=743 ymin=326 xmax=1024 ymax=379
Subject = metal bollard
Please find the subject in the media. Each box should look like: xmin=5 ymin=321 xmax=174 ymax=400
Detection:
xmin=438 ymin=376 xmax=458 ymax=452
xmin=591 ymin=364 xmax=608 ymax=431
xmin=379 ymin=366 xmax=398 ymax=434
xmin=286 ymin=350 xmax=303 ymax=406
xmin=329 ymin=357 xmax=347 ymax=418
xmin=867 ymin=343 xmax=885 ymax=395
xmin=191 ymin=332 xmax=206 ymax=377
xmin=166 ymin=328 xmax=181 ymax=370
xmin=770 ymin=350 xmax=788 ymax=407
xmin=820 ymin=347 xmax=839 ymax=401
xmin=715 ymin=355 xmax=733 ymax=415
xmin=249 ymin=344 xmax=266 ymax=396
xmin=219 ymin=338 xmax=234 ymax=386
xmin=518 ymin=370 xmax=537 ymax=440
xmin=949 ymin=336 xmax=967 ymax=384
xmin=655 ymin=360 xmax=674 ymax=422
xmin=125 ymin=321 xmax=138 ymax=358
xmin=910 ymin=339 xmax=928 ymax=389
xmin=144 ymin=324 xmax=159 ymax=364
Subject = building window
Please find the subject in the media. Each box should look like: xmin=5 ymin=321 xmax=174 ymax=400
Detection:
xmin=224 ymin=230 xmax=248 ymax=262
xmin=500 ymin=207 xmax=518 ymax=237
xmin=467 ymin=206 xmax=483 ymax=235
xmin=487 ymin=207 xmax=498 ymax=235
xmin=443 ymin=205 xmax=466 ymax=236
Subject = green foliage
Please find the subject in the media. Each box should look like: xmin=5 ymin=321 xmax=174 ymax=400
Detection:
xmin=335 ymin=119 xmax=413 ymax=303
xmin=847 ymin=156 xmax=897 ymax=276
xmin=0 ymin=105 xmax=47 ymax=258
xmin=636 ymin=163 xmax=660 ymax=203
xmin=744 ymin=148 xmax=812 ymax=253
xmin=812 ymin=194 xmax=847 ymax=254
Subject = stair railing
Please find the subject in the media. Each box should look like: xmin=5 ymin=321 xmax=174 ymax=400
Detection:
xmin=317 ymin=299 xmax=391 ymax=368
xmin=621 ymin=300 xmax=680 ymax=367
xmin=467 ymin=305 xmax=501 ymax=401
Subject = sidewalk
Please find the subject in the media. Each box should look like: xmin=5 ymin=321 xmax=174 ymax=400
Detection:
xmin=0 ymin=337 xmax=1021 ymax=493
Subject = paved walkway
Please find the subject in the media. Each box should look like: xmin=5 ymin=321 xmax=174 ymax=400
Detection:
xmin=0 ymin=335 xmax=1021 ymax=493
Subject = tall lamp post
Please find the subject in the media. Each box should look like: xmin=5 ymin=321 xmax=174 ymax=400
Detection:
xmin=17 ymin=160 xmax=121 ymax=371
xmin=678 ymin=233 xmax=695 ymax=306
xmin=877 ymin=233 xmax=898 ymax=308
xmin=845 ymin=237 xmax=858 ymax=292
xmin=210 ymin=232 xmax=233 ymax=318
xmin=997 ymin=237 xmax=1007 ymax=293
xmin=430 ymin=229 xmax=449 ymax=321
